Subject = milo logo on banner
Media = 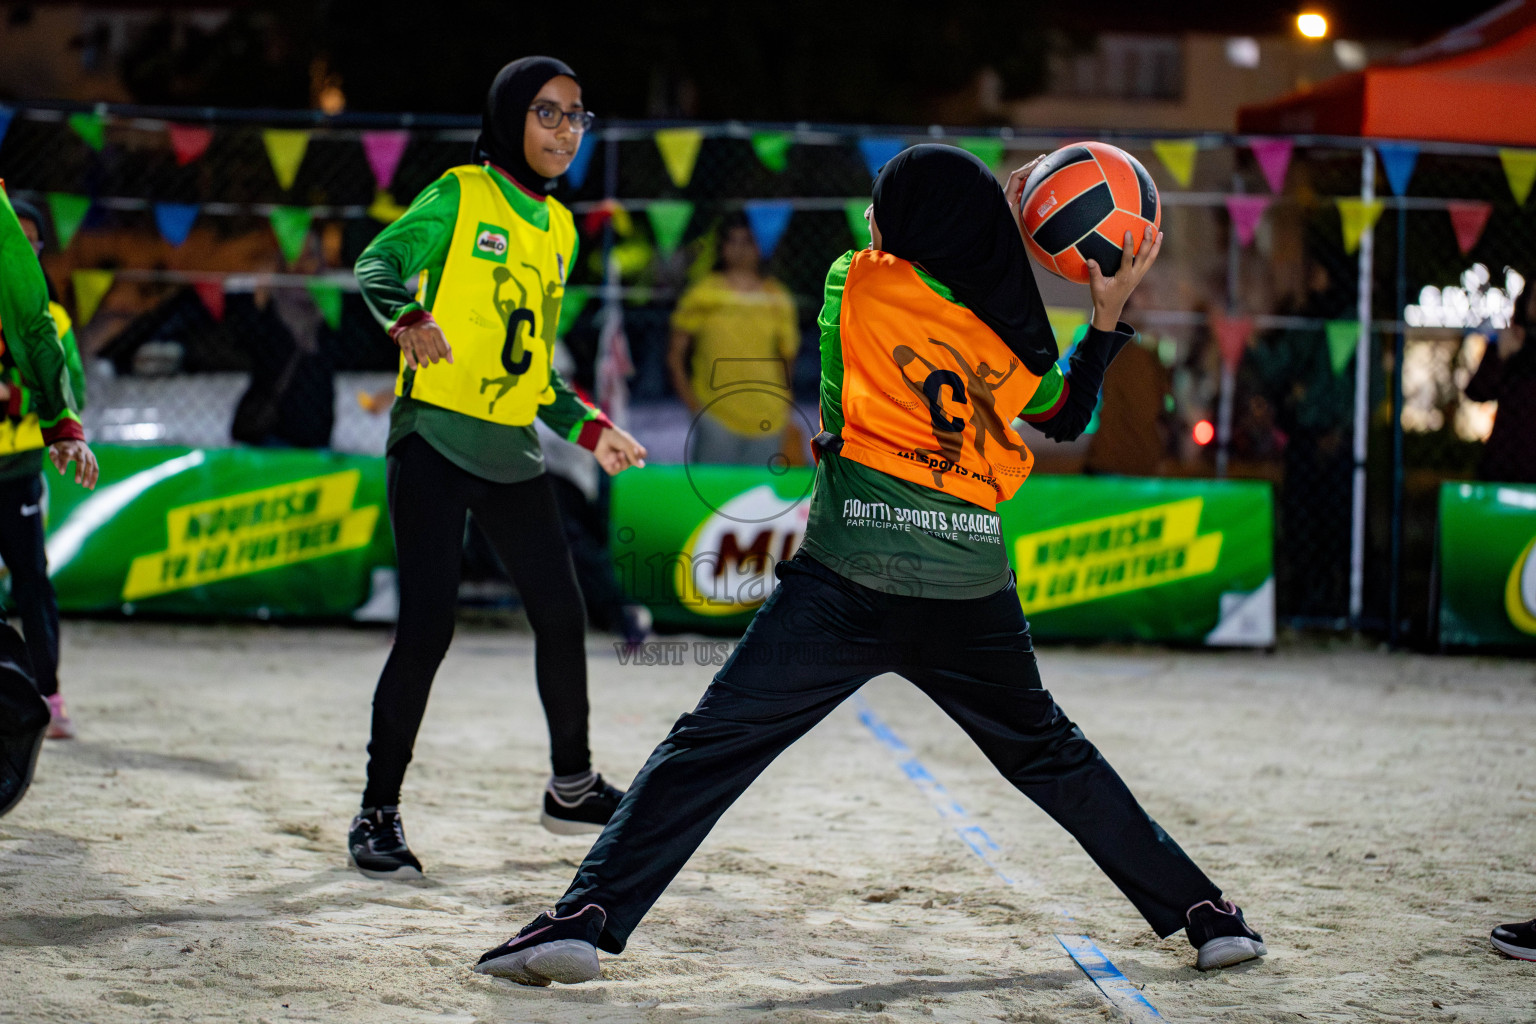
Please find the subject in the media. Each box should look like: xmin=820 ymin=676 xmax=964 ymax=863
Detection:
xmin=1014 ymin=497 xmax=1222 ymax=613
xmin=673 ymin=486 xmax=810 ymax=617
xmin=472 ymin=222 xmax=510 ymax=263
xmin=1507 ymin=536 xmax=1536 ymax=635
xmin=122 ymin=470 xmax=380 ymax=601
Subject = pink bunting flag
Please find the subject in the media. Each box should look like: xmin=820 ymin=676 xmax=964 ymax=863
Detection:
xmin=361 ymin=130 xmax=409 ymax=191
xmin=1446 ymin=200 xmax=1492 ymax=256
xmin=1249 ymin=138 xmax=1293 ymax=194
xmin=192 ymin=280 xmax=225 ymax=322
xmin=1224 ymin=194 xmax=1272 ymax=247
xmin=1210 ymin=311 xmax=1255 ymax=371
xmin=167 ymin=123 xmax=214 ymax=167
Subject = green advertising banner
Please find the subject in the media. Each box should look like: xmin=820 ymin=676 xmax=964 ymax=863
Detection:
xmin=1438 ymin=482 xmax=1536 ymax=649
xmin=40 ymin=445 xmax=396 ymax=619
xmin=611 ymin=465 xmax=1274 ymax=645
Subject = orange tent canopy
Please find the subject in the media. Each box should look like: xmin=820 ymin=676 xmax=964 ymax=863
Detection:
xmin=1238 ymin=0 xmax=1536 ymax=145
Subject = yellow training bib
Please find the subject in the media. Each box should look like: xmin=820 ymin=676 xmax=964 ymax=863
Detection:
xmin=0 ymin=300 xmax=74 ymax=456
xmin=399 ymin=165 xmax=576 ymax=426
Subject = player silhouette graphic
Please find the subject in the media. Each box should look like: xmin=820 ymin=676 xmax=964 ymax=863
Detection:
xmin=892 ymin=339 xmax=1029 ymax=488
xmin=481 ymin=266 xmax=536 ymax=414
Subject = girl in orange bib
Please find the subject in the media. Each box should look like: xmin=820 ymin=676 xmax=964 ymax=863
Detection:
xmin=477 ymin=145 xmax=1266 ymax=981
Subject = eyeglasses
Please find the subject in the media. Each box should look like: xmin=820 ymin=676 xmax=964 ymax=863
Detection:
xmin=528 ymin=103 xmax=595 ymax=133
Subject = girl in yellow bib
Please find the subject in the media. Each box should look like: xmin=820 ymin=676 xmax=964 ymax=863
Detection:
xmin=349 ymin=57 xmax=647 ymax=879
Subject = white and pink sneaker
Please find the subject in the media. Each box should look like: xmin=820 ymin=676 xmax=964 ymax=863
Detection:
xmin=45 ymin=693 xmax=76 ymax=740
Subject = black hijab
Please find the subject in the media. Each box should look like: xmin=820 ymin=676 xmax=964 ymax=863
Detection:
xmin=872 ymin=144 xmax=1058 ymax=375
xmin=472 ymin=56 xmax=579 ymax=195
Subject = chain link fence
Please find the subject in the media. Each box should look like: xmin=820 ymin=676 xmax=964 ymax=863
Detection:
xmin=2 ymin=101 xmax=1532 ymax=641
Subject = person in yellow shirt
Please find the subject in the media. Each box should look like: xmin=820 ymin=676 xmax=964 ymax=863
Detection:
xmin=667 ymin=214 xmax=799 ymax=465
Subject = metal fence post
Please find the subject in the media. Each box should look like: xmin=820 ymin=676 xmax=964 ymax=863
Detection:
xmin=1389 ymin=200 xmax=1408 ymax=645
xmin=1349 ymin=145 xmax=1376 ymax=628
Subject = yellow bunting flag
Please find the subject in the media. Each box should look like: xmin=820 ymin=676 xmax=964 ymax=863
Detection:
xmin=368 ymin=189 xmax=408 ymax=223
xmin=1499 ymin=148 xmax=1536 ymax=206
xmin=1045 ymin=306 xmax=1088 ymax=348
xmin=71 ymin=269 xmax=115 ymax=326
xmin=262 ymin=129 xmax=311 ymax=191
xmin=1335 ymin=198 xmax=1385 ymax=255
xmin=654 ymin=128 xmax=703 ymax=188
xmin=1151 ymin=139 xmax=1198 ymax=188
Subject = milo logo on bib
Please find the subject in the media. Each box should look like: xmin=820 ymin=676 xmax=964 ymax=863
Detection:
xmin=472 ymin=222 xmax=510 ymax=264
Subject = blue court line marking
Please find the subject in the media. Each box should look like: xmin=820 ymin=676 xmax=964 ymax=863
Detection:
xmin=853 ymin=694 xmax=1164 ymax=1023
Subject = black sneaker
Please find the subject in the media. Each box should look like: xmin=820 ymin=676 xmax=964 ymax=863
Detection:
xmin=540 ymin=775 xmax=624 ymax=836
xmin=475 ymin=904 xmax=606 ymax=985
xmin=1491 ymin=919 xmax=1536 ymax=961
xmin=348 ymin=805 xmax=423 ymax=879
xmin=0 ymin=630 xmax=47 ymax=820
xmin=1186 ymin=898 xmax=1266 ymax=970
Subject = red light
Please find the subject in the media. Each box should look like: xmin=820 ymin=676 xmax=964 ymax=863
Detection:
xmin=1193 ymin=420 xmax=1215 ymax=446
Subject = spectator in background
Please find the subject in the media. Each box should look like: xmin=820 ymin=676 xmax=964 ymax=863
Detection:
xmin=667 ymin=213 xmax=798 ymax=465
xmin=1084 ymin=296 xmax=1171 ymax=476
xmin=1465 ymin=275 xmax=1536 ymax=484
xmin=230 ymin=232 xmax=336 ymax=448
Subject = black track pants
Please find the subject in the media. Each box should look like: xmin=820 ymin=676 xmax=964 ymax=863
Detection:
xmin=557 ymin=554 xmax=1221 ymax=951
xmin=0 ymin=474 xmax=59 ymax=697
xmin=362 ymin=434 xmax=590 ymax=808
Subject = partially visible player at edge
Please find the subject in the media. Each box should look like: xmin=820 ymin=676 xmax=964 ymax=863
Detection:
xmin=347 ymin=56 xmax=647 ymax=880
xmin=0 ymin=182 xmax=97 ymax=813
xmin=474 ymin=145 xmax=1265 ymax=984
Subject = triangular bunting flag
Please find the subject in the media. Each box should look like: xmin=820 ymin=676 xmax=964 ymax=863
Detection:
xmin=957 ymin=137 xmax=1005 ymax=173
xmin=1046 ymin=307 xmax=1088 ymax=349
xmin=268 ymin=206 xmax=313 ymax=265
xmin=262 ymin=129 xmax=311 ymax=191
xmin=844 ymin=198 xmax=872 ymax=248
xmin=1224 ymin=194 xmax=1272 ymax=247
xmin=1336 ymin=197 xmax=1385 ymax=254
xmin=858 ymin=137 xmax=905 ymax=178
xmin=1446 ymin=200 xmax=1493 ymax=256
xmin=305 ymin=280 xmax=344 ymax=331
xmin=1376 ymin=142 xmax=1419 ymax=197
xmin=153 ymin=202 xmax=200 ymax=247
xmin=654 ymin=128 xmax=703 ymax=188
xmin=743 ymin=200 xmax=793 ymax=260
xmin=71 ymin=269 xmax=114 ymax=326
xmin=193 ymin=280 xmax=225 ymax=321
xmin=368 ymin=189 xmax=408 ymax=223
xmin=1210 ymin=311 xmax=1255 ymax=371
xmin=584 ymin=199 xmax=633 ymax=238
xmin=0 ymin=107 xmax=13 ymax=151
xmin=167 ymin=123 xmax=214 ymax=166
xmin=750 ymin=131 xmax=793 ymax=173
xmin=46 ymin=193 xmax=91 ymax=251
xmin=1249 ymin=137 xmax=1293 ymax=194
xmin=67 ymin=111 xmax=105 ymax=152
xmin=361 ymin=130 xmax=409 ymax=191
xmin=564 ymin=133 xmax=596 ymax=190
xmin=557 ymin=284 xmax=592 ymax=337
xmin=1325 ymin=319 xmax=1359 ymax=376
xmin=1499 ymin=148 xmax=1536 ymax=206
xmin=1152 ymin=139 xmax=1198 ymax=188
xmin=646 ymin=199 xmax=694 ymax=257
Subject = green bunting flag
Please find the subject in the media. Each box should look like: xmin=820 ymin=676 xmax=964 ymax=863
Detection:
xmin=750 ymin=131 xmax=793 ymax=173
xmin=46 ymin=193 xmax=91 ymax=251
xmin=557 ymin=285 xmax=592 ymax=337
xmin=957 ymin=137 xmax=1005 ymax=173
xmin=71 ymin=269 xmax=114 ymax=326
xmin=67 ymin=111 xmax=106 ymax=152
xmin=844 ymin=198 xmax=872 ymax=248
xmin=1325 ymin=319 xmax=1359 ymax=376
xmin=268 ymin=206 xmax=312 ymax=265
xmin=262 ymin=129 xmax=311 ymax=191
xmin=647 ymin=199 xmax=694 ymax=258
xmin=305 ymin=281 xmax=344 ymax=331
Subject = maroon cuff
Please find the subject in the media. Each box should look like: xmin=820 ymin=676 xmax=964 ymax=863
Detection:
xmin=5 ymin=385 xmax=22 ymax=419
xmin=575 ymin=413 xmax=616 ymax=451
xmin=1019 ymin=380 xmax=1071 ymax=422
xmin=388 ymin=309 xmax=434 ymax=342
xmin=42 ymin=418 xmax=85 ymax=445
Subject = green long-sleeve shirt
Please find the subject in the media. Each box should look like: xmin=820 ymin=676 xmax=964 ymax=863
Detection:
xmin=0 ymin=187 xmax=84 ymax=481
xmin=355 ymin=164 xmax=599 ymax=483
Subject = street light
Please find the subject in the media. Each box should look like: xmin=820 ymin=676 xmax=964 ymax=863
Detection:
xmin=1298 ymin=12 xmax=1329 ymax=38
